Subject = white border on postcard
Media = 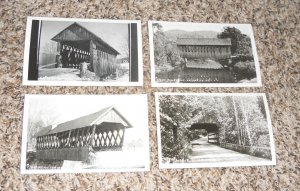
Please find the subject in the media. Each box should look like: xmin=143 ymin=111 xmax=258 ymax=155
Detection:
xmin=148 ymin=21 xmax=262 ymax=87
xmin=155 ymin=92 xmax=276 ymax=169
xmin=21 ymin=94 xmax=150 ymax=174
xmin=22 ymin=16 xmax=143 ymax=87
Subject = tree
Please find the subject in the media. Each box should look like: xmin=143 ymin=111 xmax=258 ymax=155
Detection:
xmin=27 ymin=102 xmax=60 ymax=149
xmin=158 ymin=95 xmax=270 ymax=162
xmin=153 ymin=23 xmax=167 ymax=67
xmin=159 ymin=95 xmax=198 ymax=160
xmin=41 ymin=41 xmax=57 ymax=53
xmin=119 ymin=35 xmax=129 ymax=59
xmin=153 ymin=23 xmax=182 ymax=70
xmin=231 ymin=96 xmax=270 ymax=147
xmin=218 ymin=27 xmax=252 ymax=55
xmin=240 ymin=98 xmax=253 ymax=146
xmin=165 ymin=43 xmax=182 ymax=67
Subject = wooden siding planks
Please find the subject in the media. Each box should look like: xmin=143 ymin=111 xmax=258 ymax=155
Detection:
xmin=90 ymin=41 xmax=117 ymax=78
xmin=36 ymin=147 xmax=90 ymax=161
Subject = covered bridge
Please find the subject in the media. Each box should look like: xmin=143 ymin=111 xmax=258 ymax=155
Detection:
xmin=181 ymin=114 xmax=222 ymax=144
xmin=177 ymin=38 xmax=231 ymax=60
xmin=51 ymin=22 xmax=120 ymax=78
xmin=176 ymin=38 xmax=234 ymax=83
xmin=33 ymin=106 xmax=132 ymax=162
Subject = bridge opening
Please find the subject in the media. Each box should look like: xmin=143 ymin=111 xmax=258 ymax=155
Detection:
xmin=188 ymin=123 xmax=220 ymax=145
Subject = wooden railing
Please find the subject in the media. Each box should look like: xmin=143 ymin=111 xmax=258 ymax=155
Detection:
xmin=208 ymin=132 xmax=219 ymax=144
xmin=220 ymin=142 xmax=272 ymax=159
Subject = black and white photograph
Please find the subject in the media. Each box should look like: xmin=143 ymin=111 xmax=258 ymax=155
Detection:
xmin=149 ymin=21 xmax=262 ymax=87
xmin=23 ymin=17 xmax=142 ymax=86
xmin=155 ymin=93 xmax=275 ymax=169
xmin=21 ymin=94 xmax=149 ymax=174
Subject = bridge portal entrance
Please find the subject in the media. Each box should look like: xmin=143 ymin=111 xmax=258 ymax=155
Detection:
xmin=189 ymin=123 xmax=220 ymax=145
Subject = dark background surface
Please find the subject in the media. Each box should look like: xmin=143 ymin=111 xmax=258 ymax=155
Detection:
xmin=0 ymin=0 xmax=299 ymax=190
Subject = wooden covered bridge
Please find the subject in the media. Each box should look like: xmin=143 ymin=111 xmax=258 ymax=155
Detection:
xmin=33 ymin=106 xmax=132 ymax=162
xmin=51 ymin=22 xmax=120 ymax=78
xmin=176 ymin=38 xmax=235 ymax=83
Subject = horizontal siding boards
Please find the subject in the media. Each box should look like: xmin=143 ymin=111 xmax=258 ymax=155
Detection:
xmin=36 ymin=147 xmax=90 ymax=161
xmin=177 ymin=38 xmax=232 ymax=46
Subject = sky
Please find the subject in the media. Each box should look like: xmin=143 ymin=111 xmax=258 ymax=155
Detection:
xmin=39 ymin=20 xmax=129 ymax=57
xmin=27 ymin=95 xmax=148 ymax=142
xmin=157 ymin=22 xmax=252 ymax=36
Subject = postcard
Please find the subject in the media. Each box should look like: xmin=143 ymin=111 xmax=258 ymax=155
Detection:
xmin=21 ymin=94 xmax=149 ymax=173
xmin=149 ymin=21 xmax=262 ymax=87
xmin=155 ymin=92 xmax=275 ymax=168
xmin=23 ymin=17 xmax=143 ymax=86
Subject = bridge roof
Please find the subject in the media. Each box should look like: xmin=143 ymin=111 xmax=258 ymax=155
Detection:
xmin=34 ymin=106 xmax=132 ymax=137
xmin=52 ymin=22 xmax=120 ymax=55
xmin=181 ymin=111 xmax=220 ymax=131
xmin=189 ymin=123 xmax=219 ymax=133
xmin=177 ymin=38 xmax=231 ymax=46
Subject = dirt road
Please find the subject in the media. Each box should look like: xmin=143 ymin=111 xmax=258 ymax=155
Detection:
xmin=189 ymin=137 xmax=270 ymax=163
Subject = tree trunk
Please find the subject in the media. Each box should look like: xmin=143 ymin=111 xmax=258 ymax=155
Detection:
xmin=232 ymin=97 xmax=241 ymax=145
xmin=240 ymin=99 xmax=252 ymax=146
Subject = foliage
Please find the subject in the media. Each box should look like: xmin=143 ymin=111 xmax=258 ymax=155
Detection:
xmin=218 ymin=27 xmax=252 ymax=55
xmin=152 ymin=23 xmax=182 ymax=72
xmin=27 ymin=102 xmax=60 ymax=149
xmin=116 ymin=63 xmax=129 ymax=77
xmin=231 ymin=54 xmax=254 ymax=63
xmin=230 ymin=96 xmax=270 ymax=147
xmin=165 ymin=43 xmax=182 ymax=67
xmin=153 ymin=23 xmax=168 ymax=67
xmin=155 ymin=66 xmax=181 ymax=83
xmin=159 ymin=95 xmax=193 ymax=160
xmin=41 ymin=41 xmax=57 ymax=53
xmin=217 ymin=28 xmax=256 ymax=81
xmin=159 ymin=94 xmax=271 ymax=160
xmin=233 ymin=61 xmax=256 ymax=81
xmin=119 ymin=35 xmax=129 ymax=58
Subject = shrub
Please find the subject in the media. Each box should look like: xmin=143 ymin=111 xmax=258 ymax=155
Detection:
xmin=161 ymin=125 xmax=192 ymax=162
xmin=233 ymin=61 xmax=256 ymax=81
